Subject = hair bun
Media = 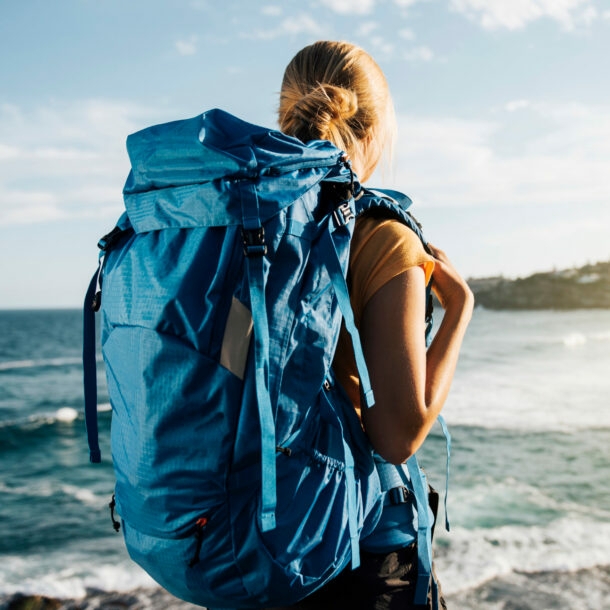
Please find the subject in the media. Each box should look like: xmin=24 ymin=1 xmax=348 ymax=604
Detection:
xmin=279 ymin=41 xmax=394 ymax=180
xmin=292 ymin=84 xmax=358 ymax=140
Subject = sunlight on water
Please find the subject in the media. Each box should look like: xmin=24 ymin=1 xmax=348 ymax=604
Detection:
xmin=563 ymin=332 xmax=587 ymax=347
xmin=55 ymin=407 xmax=79 ymax=423
xmin=445 ymin=309 xmax=610 ymax=432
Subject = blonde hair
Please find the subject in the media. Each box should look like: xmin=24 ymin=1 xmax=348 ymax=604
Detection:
xmin=278 ymin=41 xmax=396 ymax=182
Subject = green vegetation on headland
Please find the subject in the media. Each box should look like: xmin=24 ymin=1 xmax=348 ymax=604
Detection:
xmin=468 ymin=261 xmax=610 ymax=310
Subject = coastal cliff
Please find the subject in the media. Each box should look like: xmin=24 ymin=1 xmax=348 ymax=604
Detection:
xmin=468 ymin=261 xmax=610 ymax=310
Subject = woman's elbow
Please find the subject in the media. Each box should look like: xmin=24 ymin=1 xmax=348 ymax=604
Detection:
xmin=364 ymin=409 xmax=431 ymax=464
xmin=371 ymin=435 xmax=423 ymax=465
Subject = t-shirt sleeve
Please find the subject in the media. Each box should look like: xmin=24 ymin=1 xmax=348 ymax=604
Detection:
xmin=349 ymin=216 xmax=435 ymax=325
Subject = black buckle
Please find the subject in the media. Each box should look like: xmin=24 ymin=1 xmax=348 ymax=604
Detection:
xmin=242 ymin=227 xmax=267 ymax=257
xmin=98 ymin=225 xmax=125 ymax=251
xmin=333 ymin=201 xmax=355 ymax=227
xmin=389 ymin=486 xmax=412 ymax=505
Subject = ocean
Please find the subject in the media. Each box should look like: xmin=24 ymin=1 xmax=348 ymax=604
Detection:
xmin=0 ymin=308 xmax=609 ymax=609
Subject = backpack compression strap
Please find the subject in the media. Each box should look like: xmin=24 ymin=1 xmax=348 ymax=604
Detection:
xmin=240 ymin=180 xmax=277 ymax=532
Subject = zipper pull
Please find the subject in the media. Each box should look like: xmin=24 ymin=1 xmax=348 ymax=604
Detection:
xmin=109 ymin=494 xmax=121 ymax=532
xmin=188 ymin=516 xmax=209 ymax=567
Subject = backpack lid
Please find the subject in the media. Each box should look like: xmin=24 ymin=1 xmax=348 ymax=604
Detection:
xmin=122 ymin=109 xmax=348 ymax=233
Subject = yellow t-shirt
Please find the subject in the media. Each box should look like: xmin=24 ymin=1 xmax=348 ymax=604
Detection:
xmin=333 ymin=216 xmax=435 ymax=415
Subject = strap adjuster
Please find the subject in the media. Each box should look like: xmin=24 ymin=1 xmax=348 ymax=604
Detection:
xmin=333 ymin=201 xmax=355 ymax=227
xmin=389 ymin=486 xmax=412 ymax=505
xmin=242 ymin=227 xmax=267 ymax=257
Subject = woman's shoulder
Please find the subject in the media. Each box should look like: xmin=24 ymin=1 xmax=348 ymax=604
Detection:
xmin=350 ymin=216 xmax=435 ymax=319
xmin=352 ymin=215 xmax=434 ymax=275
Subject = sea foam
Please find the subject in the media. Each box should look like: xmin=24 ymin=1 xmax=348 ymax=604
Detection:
xmin=435 ymin=517 xmax=610 ymax=596
xmin=0 ymin=357 xmax=83 ymax=372
xmin=55 ymin=407 xmax=79 ymax=423
xmin=0 ymin=551 xmax=156 ymax=599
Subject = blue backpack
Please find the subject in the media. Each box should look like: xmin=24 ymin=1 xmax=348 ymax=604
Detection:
xmin=83 ymin=109 xmax=444 ymax=609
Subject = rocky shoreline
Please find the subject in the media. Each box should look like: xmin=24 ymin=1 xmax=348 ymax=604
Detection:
xmin=0 ymin=589 xmax=201 ymax=610
xmin=5 ymin=564 xmax=610 ymax=610
xmin=468 ymin=260 xmax=610 ymax=310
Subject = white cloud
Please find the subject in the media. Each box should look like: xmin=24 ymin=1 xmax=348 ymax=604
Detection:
xmin=261 ymin=5 xmax=282 ymax=16
xmin=356 ymin=21 xmax=379 ymax=37
xmin=580 ymin=5 xmax=598 ymax=25
xmin=450 ymin=0 xmax=596 ymax=31
xmin=0 ymin=144 xmax=21 ymax=160
xmin=322 ymin=0 xmax=424 ymax=15
xmin=0 ymin=100 xmax=163 ymax=227
xmin=0 ymin=203 xmax=65 ymax=226
xmin=399 ymin=27 xmax=416 ymax=40
xmin=319 ymin=0 xmax=375 ymax=15
xmin=0 ymin=189 xmax=63 ymax=225
xmin=394 ymin=0 xmax=424 ymax=7
xmin=403 ymin=45 xmax=434 ymax=61
xmin=247 ymin=14 xmax=325 ymax=40
xmin=369 ymin=36 xmax=395 ymax=56
xmin=175 ymin=36 xmax=198 ymax=56
xmin=386 ymin=102 xmax=610 ymax=210
xmin=505 ymin=99 xmax=531 ymax=112
xmin=32 ymin=147 xmax=99 ymax=161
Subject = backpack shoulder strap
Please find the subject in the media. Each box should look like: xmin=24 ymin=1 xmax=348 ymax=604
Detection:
xmin=355 ymin=187 xmax=428 ymax=247
xmin=355 ymin=186 xmax=435 ymax=343
xmin=83 ymin=214 xmax=133 ymax=464
xmin=83 ymin=266 xmax=102 ymax=463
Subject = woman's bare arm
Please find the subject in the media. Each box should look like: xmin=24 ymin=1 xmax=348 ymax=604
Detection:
xmin=359 ymin=245 xmax=474 ymax=464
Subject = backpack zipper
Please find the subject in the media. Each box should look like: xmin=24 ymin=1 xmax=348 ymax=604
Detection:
xmin=188 ymin=516 xmax=209 ymax=567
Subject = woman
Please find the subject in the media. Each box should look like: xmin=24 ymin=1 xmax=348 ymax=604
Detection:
xmin=273 ymin=41 xmax=474 ymax=609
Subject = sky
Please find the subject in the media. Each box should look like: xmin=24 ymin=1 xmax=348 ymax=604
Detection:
xmin=0 ymin=0 xmax=609 ymax=309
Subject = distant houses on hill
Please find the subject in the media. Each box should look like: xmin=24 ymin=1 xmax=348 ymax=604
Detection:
xmin=468 ymin=261 xmax=610 ymax=309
